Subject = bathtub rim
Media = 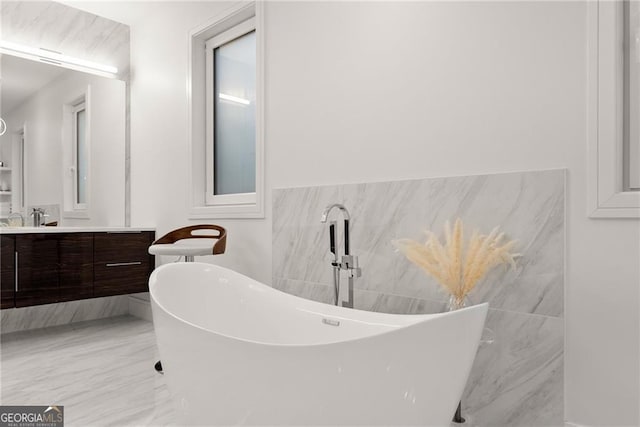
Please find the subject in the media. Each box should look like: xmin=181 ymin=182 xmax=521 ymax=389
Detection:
xmin=149 ymin=262 xmax=489 ymax=348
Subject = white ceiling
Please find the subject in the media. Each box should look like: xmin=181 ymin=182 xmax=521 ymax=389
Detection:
xmin=1 ymin=54 xmax=68 ymax=114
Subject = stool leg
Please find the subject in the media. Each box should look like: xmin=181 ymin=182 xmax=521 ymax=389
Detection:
xmin=156 ymin=255 xmax=192 ymax=372
xmin=453 ymin=401 xmax=465 ymax=423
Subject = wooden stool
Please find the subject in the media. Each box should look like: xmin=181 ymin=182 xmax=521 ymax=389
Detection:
xmin=148 ymin=224 xmax=227 ymax=373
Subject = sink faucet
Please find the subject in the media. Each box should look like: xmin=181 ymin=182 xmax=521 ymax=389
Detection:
xmin=320 ymin=203 xmax=361 ymax=308
xmin=30 ymin=208 xmax=47 ymax=227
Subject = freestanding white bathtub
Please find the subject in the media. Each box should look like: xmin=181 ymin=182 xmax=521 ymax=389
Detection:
xmin=149 ymin=262 xmax=488 ymax=426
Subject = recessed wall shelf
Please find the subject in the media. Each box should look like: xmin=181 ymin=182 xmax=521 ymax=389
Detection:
xmin=0 ymin=167 xmax=12 ymax=196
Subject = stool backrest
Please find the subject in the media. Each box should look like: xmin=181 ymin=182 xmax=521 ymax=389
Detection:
xmin=153 ymin=225 xmax=227 ymax=255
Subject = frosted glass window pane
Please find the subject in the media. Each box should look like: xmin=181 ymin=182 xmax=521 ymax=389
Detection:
xmin=20 ymin=133 xmax=24 ymax=208
xmin=76 ymin=109 xmax=87 ymax=204
xmin=213 ymin=30 xmax=256 ymax=195
xmin=626 ymin=1 xmax=640 ymax=190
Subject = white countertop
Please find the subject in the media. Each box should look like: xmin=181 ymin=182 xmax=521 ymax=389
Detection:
xmin=0 ymin=227 xmax=155 ymax=234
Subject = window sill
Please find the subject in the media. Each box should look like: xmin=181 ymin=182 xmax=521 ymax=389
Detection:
xmin=588 ymin=190 xmax=640 ymax=218
xmin=63 ymin=210 xmax=90 ymax=219
xmin=188 ymin=204 xmax=264 ymax=220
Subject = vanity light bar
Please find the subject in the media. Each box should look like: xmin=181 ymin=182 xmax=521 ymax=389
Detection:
xmin=219 ymin=93 xmax=250 ymax=105
xmin=0 ymin=40 xmax=118 ymax=78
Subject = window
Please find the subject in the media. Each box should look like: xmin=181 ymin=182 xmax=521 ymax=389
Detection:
xmin=588 ymin=0 xmax=640 ymax=217
xmin=63 ymin=90 xmax=90 ymax=218
xmin=205 ymin=19 xmax=256 ymax=206
xmin=18 ymin=130 xmax=24 ymax=209
xmin=73 ymin=101 xmax=87 ymax=208
xmin=188 ymin=2 xmax=264 ymax=219
xmin=19 ymin=131 xmax=24 ymax=209
xmin=10 ymin=126 xmax=26 ymax=212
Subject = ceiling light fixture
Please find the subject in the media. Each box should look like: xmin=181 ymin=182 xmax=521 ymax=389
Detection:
xmin=0 ymin=40 xmax=118 ymax=78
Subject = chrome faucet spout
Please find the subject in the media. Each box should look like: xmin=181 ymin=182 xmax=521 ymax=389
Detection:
xmin=320 ymin=203 xmax=351 ymax=223
xmin=30 ymin=208 xmax=47 ymax=227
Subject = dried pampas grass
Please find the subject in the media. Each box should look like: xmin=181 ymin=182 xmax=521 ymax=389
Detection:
xmin=393 ymin=218 xmax=519 ymax=305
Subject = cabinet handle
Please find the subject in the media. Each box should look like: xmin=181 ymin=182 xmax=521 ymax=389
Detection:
xmin=105 ymin=261 xmax=142 ymax=267
xmin=14 ymin=251 xmax=18 ymax=292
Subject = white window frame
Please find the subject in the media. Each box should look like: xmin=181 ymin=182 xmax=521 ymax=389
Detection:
xmin=204 ymin=18 xmax=257 ymax=207
xmin=11 ymin=124 xmax=27 ymax=213
xmin=62 ymin=88 xmax=91 ymax=219
xmin=188 ymin=2 xmax=264 ymax=219
xmin=72 ymin=101 xmax=87 ymax=210
xmin=626 ymin=1 xmax=640 ymax=190
xmin=588 ymin=0 xmax=640 ymax=218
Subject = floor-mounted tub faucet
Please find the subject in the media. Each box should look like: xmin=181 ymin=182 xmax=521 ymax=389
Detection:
xmin=320 ymin=204 xmax=361 ymax=308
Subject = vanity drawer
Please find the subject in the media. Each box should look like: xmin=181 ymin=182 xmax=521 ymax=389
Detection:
xmin=94 ymin=262 xmax=151 ymax=297
xmin=93 ymin=231 xmax=154 ymax=297
xmin=94 ymin=232 xmax=154 ymax=264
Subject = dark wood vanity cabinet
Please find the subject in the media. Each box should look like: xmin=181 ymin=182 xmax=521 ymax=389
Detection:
xmin=58 ymin=233 xmax=94 ymax=302
xmin=1 ymin=235 xmax=15 ymax=309
xmin=93 ymin=232 xmax=155 ymax=297
xmin=0 ymin=230 xmax=154 ymax=309
xmin=15 ymin=234 xmax=60 ymax=307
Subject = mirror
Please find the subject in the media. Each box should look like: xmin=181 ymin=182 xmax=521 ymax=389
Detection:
xmin=0 ymin=1 xmax=130 ymax=227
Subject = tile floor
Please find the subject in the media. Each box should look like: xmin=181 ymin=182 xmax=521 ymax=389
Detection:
xmin=0 ymin=314 xmax=568 ymax=427
xmin=0 ymin=315 xmax=175 ymax=426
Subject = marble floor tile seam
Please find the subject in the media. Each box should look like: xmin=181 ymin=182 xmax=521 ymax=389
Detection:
xmin=0 ymin=314 xmax=147 ymax=338
xmin=0 ymin=317 xmax=153 ymax=345
xmin=2 ymin=367 xmax=165 ymax=388
xmin=0 ymin=340 xmax=156 ymax=360
xmin=1 ymin=329 xmax=156 ymax=349
xmin=1 ymin=348 xmax=158 ymax=366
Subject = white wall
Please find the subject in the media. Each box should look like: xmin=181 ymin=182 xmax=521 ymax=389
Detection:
xmin=121 ymin=1 xmax=271 ymax=279
xmin=2 ymin=86 xmax=62 ymax=209
xmin=1 ymin=70 xmax=125 ymax=226
xmin=265 ymin=4 xmax=639 ymax=425
xmin=74 ymin=1 xmax=639 ymax=425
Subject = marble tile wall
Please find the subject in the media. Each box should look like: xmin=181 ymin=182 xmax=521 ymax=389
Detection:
xmin=273 ymin=169 xmax=565 ymax=427
xmin=1 ymin=296 xmax=130 ymax=334
xmin=1 ymin=1 xmax=130 ymax=79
